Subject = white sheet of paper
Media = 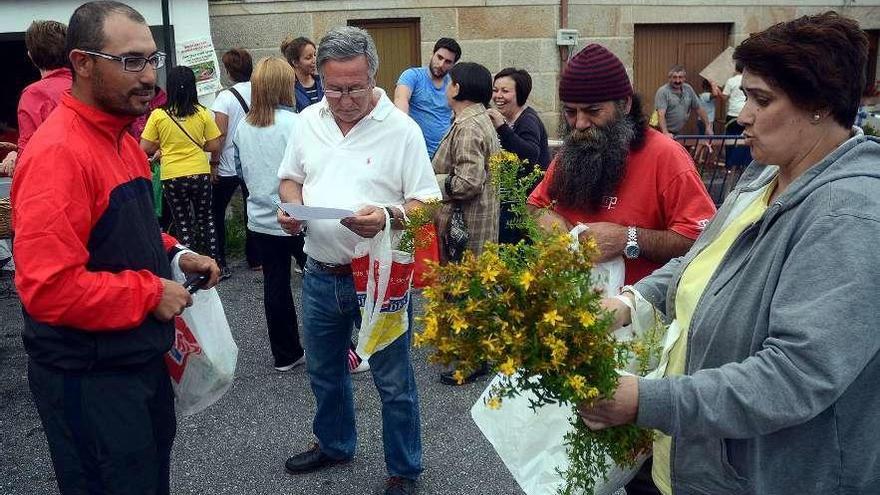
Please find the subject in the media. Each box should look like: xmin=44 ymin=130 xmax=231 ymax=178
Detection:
xmin=279 ymin=203 xmax=355 ymax=220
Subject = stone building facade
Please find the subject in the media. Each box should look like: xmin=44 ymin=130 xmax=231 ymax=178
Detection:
xmin=209 ymin=0 xmax=880 ymax=136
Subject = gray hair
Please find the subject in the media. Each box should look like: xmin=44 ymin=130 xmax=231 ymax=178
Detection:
xmin=668 ymin=64 xmax=687 ymax=76
xmin=316 ymin=26 xmax=379 ymax=82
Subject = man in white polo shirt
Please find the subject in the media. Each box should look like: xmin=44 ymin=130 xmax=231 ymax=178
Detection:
xmin=276 ymin=26 xmax=440 ymax=495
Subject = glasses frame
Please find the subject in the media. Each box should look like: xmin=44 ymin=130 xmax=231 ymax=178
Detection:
xmin=79 ymin=49 xmax=166 ymax=73
xmin=324 ymin=87 xmax=371 ymax=100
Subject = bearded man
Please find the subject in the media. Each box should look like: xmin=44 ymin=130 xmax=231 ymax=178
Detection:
xmin=528 ymin=44 xmax=716 ymax=285
xmin=394 ymin=37 xmax=462 ymax=158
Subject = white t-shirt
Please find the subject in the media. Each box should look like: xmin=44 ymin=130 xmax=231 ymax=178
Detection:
xmin=277 ymin=88 xmax=442 ymax=264
xmin=211 ymin=81 xmax=252 ymax=176
xmin=722 ymin=74 xmax=746 ymax=118
xmin=234 ymin=108 xmax=298 ymax=236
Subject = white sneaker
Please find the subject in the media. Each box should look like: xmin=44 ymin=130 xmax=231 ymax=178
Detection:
xmin=274 ymin=354 xmax=306 ymax=372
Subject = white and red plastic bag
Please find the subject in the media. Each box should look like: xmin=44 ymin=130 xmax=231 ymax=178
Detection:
xmin=165 ymin=261 xmax=238 ymax=416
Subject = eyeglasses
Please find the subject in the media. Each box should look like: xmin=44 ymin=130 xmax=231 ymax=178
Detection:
xmin=324 ymin=87 xmax=371 ymax=99
xmin=79 ymin=50 xmax=166 ymax=72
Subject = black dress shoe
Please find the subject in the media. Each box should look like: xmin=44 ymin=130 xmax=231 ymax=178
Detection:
xmin=284 ymin=443 xmax=350 ymax=474
xmin=439 ymin=362 xmax=491 ymax=386
xmin=384 ymin=476 xmax=417 ymax=495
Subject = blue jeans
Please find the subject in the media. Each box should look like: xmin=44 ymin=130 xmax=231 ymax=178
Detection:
xmin=301 ymin=258 xmax=423 ymax=479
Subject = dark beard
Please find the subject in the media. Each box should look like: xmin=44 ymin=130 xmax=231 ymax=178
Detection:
xmin=549 ymin=107 xmax=637 ymax=212
xmin=429 ymin=63 xmax=447 ymax=79
xmin=92 ymin=68 xmax=153 ymax=117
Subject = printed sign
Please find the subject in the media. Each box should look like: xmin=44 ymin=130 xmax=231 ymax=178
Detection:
xmin=176 ymin=37 xmax=221 ymax=96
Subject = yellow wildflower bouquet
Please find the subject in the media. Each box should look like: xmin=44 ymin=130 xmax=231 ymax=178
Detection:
xmin=415 ymin=151 xmax=654 ymax=495
xmin=398 ymin=198 xmax=442 ymax=255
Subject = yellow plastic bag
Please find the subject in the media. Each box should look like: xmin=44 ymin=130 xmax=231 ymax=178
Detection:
xmin=649 ymin=110 xmax=660 ymax=129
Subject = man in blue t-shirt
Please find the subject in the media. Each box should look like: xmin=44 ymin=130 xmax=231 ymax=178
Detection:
xmin=394 ymin=37 xmax=462 ymax=157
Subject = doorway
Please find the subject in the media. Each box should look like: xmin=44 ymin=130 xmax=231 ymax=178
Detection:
xmin=348 ymin=18 xmax=421 ymax=96
xmin=634 ymin=23 xmax=732 ymax=132
xmin=0 ymin=34 xmax=40 ymax=145
xmin=865 ymin=29 xmax=878 ymax=95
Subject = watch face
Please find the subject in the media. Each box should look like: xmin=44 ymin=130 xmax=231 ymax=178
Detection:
xmin=624 ymin=243 xmax=640 ymax=259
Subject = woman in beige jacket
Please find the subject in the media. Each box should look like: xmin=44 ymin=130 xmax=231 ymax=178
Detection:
xmin=432 ymin=62 xmax=501 ymax=263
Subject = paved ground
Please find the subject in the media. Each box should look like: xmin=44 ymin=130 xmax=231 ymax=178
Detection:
xmin=0 ymin=261 xmax=526 ymax=495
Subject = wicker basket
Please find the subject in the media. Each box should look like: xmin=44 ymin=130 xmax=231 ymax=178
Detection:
xmin=0 ymin=198 xmax=10 ymax=239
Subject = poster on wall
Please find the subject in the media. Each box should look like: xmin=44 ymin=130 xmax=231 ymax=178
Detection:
xmin=177 ymin=37 xmax=220 ymax=96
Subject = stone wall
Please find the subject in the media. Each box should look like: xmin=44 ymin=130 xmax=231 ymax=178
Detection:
xmin=208 ymin=1 xmax=564 ymax=134
xmin=209 ymin=0 xmax=880 ymax=137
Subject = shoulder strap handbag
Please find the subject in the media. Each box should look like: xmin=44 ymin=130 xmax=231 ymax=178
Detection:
xmin=446 ymin=203 xmax=469 ymax=263
xmin=161 ymin=109 xmax=203 ymax=150
xmin=228 ymin=87 xmax=249 ymax=113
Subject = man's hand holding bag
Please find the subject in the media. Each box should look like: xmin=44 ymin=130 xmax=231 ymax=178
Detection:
xmin=164 ymin=255 xmax=238 ymax=416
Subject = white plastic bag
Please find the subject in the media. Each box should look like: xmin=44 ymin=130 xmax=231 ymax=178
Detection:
xmin=569 ymin=223 xmax=625 ymax=297
xmin=471 ymin=373 xmax=640 ymax=495
xmin=352 ymin=207 xmax=414 ymax=359
xmin=471 ymin=229 xmax=665 ymax=495
xmin=164 ymin=261 xmax=238 ymax=416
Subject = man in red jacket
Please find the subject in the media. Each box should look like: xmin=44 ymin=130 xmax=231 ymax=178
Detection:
xmin=12 ymin=2 xmax=219 ymax=494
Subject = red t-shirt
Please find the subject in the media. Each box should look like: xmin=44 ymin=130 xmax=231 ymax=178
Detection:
xmin=528 ymin=128 xmax=716 ymax=285
xmin=17 ymin=68 xmax=73 ymax=152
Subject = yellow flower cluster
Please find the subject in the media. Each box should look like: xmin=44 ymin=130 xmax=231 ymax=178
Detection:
xmin=565 ymin=374 xmax=599 ymax=399
xmin=398 ymin=199 xmax=442 ymax=254
xmin=416 ymin=152 xmax=655 ymax=495
xmin=416 ymin=230 xmax=625 ymax=406
xmin=487 ymin=150 xmax=521 ymax=188
xmin=498 ymin=357 xmax=516 ymax=376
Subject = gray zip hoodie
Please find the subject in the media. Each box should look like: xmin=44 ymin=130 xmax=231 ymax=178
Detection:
xmin=633 ymin=131 xmax=880 ymax=494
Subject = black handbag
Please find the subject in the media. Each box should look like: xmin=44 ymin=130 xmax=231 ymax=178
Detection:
xmin=445 ymin=203 xmax=469 ymax=262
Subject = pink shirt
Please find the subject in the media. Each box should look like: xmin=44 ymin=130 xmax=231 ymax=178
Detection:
xmin=17 ymin=67 xmax=73 ymax=151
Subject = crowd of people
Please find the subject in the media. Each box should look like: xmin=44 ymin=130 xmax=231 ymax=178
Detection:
xmin=6 ymin=0 xmax=880 ymax=494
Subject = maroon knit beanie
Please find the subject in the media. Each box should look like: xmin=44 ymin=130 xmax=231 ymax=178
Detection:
xmin=559 ymin=44 xmax=633 ymax=104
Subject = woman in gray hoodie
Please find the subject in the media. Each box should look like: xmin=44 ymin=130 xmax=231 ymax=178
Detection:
xmin=580 ymin=12 xmax=880 ymax=495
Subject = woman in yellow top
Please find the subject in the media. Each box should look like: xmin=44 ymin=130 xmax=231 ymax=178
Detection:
xmin=141 ymin=66 xmax=222 ymax=260
xmin=579 ymin=12 xmax=880 ymax=495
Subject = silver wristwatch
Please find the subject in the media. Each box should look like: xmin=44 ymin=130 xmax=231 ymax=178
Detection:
xmin=624 ymin=226 xmax=640 ymax=259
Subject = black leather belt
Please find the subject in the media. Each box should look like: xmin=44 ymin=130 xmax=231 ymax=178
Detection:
xmin=310 ymin=259 xmax=352 ymax=275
